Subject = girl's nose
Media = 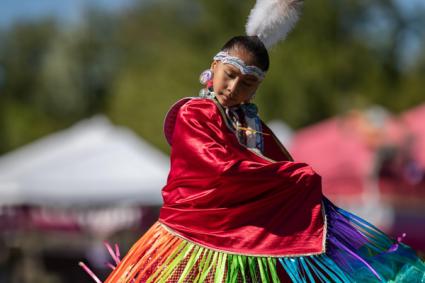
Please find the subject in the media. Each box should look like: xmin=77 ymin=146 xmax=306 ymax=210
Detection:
xmin=227 ymin=77 xmax=240 ymax=95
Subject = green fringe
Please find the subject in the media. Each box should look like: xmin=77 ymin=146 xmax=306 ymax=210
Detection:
xmin=147 ymin=239 xmax=328 ymax=283
xmin=144 ymin=238 xmax=423 ymax=282
xmin=147 ymin=240 xmax=281 ymax=282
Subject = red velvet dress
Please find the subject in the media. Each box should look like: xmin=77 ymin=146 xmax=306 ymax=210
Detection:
xmin=160 ymin=97 xmax=325 ymax=256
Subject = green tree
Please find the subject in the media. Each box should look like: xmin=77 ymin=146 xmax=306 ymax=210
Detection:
xmin=0 ymin=0 xmax=424 ymax=154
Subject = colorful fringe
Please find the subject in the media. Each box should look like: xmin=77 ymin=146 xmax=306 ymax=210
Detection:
xmin=82 ymin=199 xmax=425 ymax=282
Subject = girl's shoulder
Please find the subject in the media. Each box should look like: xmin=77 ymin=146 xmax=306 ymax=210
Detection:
xmin=180 ymin=96 xmax=217 ymax=111
xmin=163 ymin=97 xmax=219 ymax=145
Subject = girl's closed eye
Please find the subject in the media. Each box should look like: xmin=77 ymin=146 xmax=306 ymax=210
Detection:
xmin=225 ymin=71 xmax=236 ymax=79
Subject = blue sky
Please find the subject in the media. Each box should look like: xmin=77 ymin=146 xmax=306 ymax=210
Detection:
xmin=1 ymin=0 xmax=424 ymax=28
xmin=0 ymin=0 xmax=136 ymax=28
xmin=395 ymin=0 xmax=425 ymax=14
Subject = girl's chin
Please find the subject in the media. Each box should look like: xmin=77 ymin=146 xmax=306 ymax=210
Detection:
xmin=216 ymin=95 xmax=239 ymax=107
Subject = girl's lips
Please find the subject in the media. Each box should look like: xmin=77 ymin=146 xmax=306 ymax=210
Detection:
xmin=218 ymin=93 xmax=233 ymax=102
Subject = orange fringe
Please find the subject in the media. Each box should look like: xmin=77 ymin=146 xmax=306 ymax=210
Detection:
xmin=105 ymin=222 xmax=184 ymax=283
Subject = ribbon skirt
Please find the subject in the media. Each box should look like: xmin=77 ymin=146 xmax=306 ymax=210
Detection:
xmin=89 ymin=199 xmax=424 ymax=283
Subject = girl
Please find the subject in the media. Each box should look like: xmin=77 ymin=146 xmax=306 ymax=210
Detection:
xmin=82 ymin=35 xmax=424 ymax=282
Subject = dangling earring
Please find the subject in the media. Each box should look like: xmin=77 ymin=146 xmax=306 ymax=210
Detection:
xmin=199 ymin=69 xmax=213 ymax=85
xmin=199 ymin=69 xmax=214 ymax=98
xmin=250 ymin=92 xmax=256 ymax=100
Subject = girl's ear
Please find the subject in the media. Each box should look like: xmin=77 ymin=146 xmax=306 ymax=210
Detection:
xmin=210 ymin=60 xmax=218 ymax=71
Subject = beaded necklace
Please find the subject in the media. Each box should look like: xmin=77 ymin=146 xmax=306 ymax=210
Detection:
xmin=199 ymin=90 xmax=265 ymax=153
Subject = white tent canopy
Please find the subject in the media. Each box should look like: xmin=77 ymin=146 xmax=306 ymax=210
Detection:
xmin=0 ymin=116 xmax=169 ymax=206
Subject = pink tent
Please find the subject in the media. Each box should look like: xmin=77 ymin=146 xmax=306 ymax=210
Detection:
xmin=290 ymin=108 xmax=425 ymax=251
xmin=290 ymin=108 xmax=423 ymax=199
xmin=402 ymin=103 xmax=425 ymax=168
xmin=290 ymin=118 xmax=370 ymax=200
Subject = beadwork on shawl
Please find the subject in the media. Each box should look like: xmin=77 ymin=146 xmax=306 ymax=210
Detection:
xmin=200 ymin=90 xmax=265 ymax=153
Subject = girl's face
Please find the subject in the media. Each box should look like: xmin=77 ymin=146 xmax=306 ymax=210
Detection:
xmin=211 ymin=48 xmax=262 ymax=107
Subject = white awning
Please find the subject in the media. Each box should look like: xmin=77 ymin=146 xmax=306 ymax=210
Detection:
xmin=0 ymin=115 xmax=169 ymax=206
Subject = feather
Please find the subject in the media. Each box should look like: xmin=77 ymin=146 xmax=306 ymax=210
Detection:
xmin=246 ymin=0 xmax=303 ymax=49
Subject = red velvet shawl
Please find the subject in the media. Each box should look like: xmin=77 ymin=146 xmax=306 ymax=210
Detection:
xmin=159 ymin=98 xmax=325 ymax=257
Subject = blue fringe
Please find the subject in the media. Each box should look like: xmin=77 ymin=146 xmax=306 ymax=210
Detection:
xmin=276 ymin=199 xmax=425 ymax=282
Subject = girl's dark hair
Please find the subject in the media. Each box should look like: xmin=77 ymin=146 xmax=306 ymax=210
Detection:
xmin=220 ymin=35 xmax=270 ymax=72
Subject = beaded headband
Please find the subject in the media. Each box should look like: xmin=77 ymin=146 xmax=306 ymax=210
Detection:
xmin=213 ymin=51 xmax=266 ymax=81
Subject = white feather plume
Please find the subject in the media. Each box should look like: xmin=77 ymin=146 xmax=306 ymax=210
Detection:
xmin=246 ymin=0 xmax=303 ymax=49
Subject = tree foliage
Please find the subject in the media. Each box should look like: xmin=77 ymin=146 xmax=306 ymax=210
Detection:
xmin=0 ymin=0 xmax=424 ymax=154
